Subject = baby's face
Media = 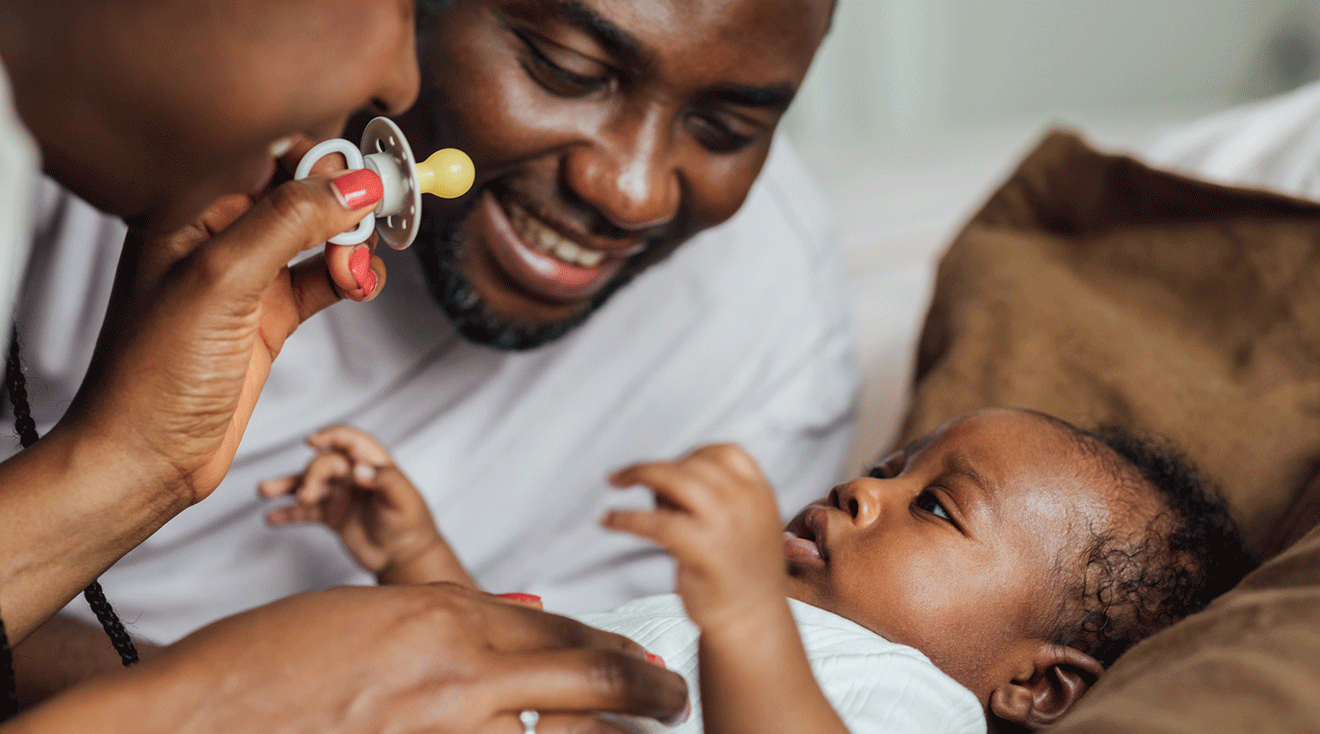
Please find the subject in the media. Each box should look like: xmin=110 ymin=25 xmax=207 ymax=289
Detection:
xmin=783 ymin=409 xmax=1149 ymax=695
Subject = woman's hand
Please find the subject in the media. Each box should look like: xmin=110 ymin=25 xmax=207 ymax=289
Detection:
xmin=58 ymin=172 xmax=387 ymax=506
xmin=0 ymin=170 xmax=386 ymax=642
xmin=5 ymin=584 xmax=689 ymax=734
xmin=604 ymin=444 xmax=788 ymax=634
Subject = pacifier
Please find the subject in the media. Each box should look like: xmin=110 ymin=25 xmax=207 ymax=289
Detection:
xmin=294 ymin=116 xmax=474 ymax=249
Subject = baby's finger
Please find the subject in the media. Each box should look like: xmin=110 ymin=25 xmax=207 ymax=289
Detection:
xmin=265 ymin=502 xmax=325 ymax=527
xmin=684 ymin=443 xmax=765 ymax=482
xmin=607 ymin=462 xmax=718 ymax=516
xmin=295 ymin=451 xmax=354 ymax=505
xmin=307 ymin=424 xmax=395 ymax=466
xmin=600 ymin=508 xmax=693 ymax=552
xmin=258 ymin=474 xmax=302 ymax=499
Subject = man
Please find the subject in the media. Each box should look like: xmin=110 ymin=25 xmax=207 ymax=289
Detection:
xmin=10 ymin=0 xmax=850 ymax=679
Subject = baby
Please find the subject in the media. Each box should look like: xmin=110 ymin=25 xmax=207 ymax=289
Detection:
xmin=261 ymin=408 xmax=1253 ymax=733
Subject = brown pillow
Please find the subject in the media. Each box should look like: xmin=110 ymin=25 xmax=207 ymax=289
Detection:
xmin=900 ymin=130 xmax=1320 ymax=732
xmin=902 ymin=129 xmax=1320 ymax=558
xmin=1050 ymin=520 xmax=1320 ymax=732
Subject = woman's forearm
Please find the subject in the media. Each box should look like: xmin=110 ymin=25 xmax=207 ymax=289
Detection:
xmin=0 ymin=425 xmax=187 ymax=643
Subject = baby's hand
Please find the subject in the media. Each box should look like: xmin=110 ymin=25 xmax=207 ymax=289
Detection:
xmin=261 ymin=425 xmax=466 ymax=586
xmin=604 ymin=444 xmax=786 ymax=633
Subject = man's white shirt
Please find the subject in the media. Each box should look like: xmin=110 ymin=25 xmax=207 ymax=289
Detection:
xmin=10 ymin=134 xmax=859 ymax=643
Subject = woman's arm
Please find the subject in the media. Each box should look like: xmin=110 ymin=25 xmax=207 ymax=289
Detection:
xmin=0 ymin=172 xmax=383 ymax=643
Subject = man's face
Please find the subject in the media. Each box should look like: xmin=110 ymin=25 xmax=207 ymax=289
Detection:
xmin=782 ymin=410 xmax=1153 ymax=698
xmin=396 ymin=0 xmax=832 ymax=349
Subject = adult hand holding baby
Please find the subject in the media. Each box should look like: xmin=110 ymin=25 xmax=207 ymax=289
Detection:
xmin=5 ymin=584 xmax=689 ymax=734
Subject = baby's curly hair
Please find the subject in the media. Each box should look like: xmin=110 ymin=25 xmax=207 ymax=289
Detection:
xmin=1043 ymin=422 xmax=1256 ymax=668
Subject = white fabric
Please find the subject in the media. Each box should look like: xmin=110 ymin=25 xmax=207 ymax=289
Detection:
xmin=577 ymin=594 xmax=986 ymax=734
xmin=0 ymin=59 xmax=37 ymax=334
xmin=1140 ymin=80 xmax=1320 ymax=200
xmin=9 ymin=134 xmax=859 ymax=643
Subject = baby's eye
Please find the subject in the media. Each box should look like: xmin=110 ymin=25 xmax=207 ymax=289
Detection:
xmin=914 ymin=489 xmax=952 ymax=523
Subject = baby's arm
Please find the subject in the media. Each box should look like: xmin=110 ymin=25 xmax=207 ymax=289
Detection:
xmin=260 ymin=424 xmax=476 ymax=588
xmin=605 ymin=445 xmax=849 ymax=734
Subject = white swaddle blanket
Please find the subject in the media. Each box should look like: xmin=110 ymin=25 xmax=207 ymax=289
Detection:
xmin=576 ymin=594 xmax=985 ymax=734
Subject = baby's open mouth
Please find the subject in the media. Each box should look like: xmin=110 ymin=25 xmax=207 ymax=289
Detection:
xmin=784 ymin=506 xmax=828 ymax=565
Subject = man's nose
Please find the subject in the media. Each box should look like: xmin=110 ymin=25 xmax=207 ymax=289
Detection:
xmin=563 ymin=111 xmax=681 ymax=231
xmin=833 ymin=479 xmax=883 ymax=526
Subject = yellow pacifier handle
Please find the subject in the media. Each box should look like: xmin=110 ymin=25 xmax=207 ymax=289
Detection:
xmin=416 ymin=148 xmax=475 ymax=199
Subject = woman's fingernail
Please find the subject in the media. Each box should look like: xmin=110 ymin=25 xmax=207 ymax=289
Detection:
xmin=646 ymin=652 xmax=666 ymax=668
xmin=331 ymin=168 xmax=383 ymax=210
xmin=497 ymin=593 xmax=542 ymax=603
xmin=348 ymin=246 xmax=374 ymax=295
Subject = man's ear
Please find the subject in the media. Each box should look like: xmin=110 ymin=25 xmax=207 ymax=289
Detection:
xmin=988 ymin=644 xmax=1104 ymax=730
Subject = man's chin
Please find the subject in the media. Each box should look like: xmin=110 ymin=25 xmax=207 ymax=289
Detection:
xmin=412 ymin=228 xmax=638 ymax=352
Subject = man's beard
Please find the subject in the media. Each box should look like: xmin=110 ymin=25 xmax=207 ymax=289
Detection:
xmin=412 ymin=201 xmax=655 ymax=351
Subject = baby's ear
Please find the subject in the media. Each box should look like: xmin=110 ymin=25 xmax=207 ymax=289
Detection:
xmin=988 ymin=644 xmax=1104 ymax=730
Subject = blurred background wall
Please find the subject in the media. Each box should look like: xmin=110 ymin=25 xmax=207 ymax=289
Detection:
xmin=785 ymin=0 xmax=1320 ymax=146
xmin=788 ymin=0 xmax=1320 ymax=472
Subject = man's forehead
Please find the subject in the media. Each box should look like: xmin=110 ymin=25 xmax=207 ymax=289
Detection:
xmin=530 ymin=0 xmax=830 ymax=64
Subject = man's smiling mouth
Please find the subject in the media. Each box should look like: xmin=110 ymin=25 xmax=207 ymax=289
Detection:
xmin=507 ymin=201 xmax=607 ymax=267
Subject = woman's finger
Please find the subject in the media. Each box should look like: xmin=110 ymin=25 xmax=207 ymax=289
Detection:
xmin=485 ymin=649 xmax=687 ymax=725
xmin=187 ymin=173 xmax=382 ymax=302
xmin=506 ymin=712 xmax=640 ymax=734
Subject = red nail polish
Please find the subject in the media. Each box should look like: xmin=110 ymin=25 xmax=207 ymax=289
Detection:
xmin=497 ymin=593 xmax=542 ymax=603
xmin=646 ymin=652 xmax=666 ymax=668
xmin=349 ymin=246 xmax=373 ymax=294
xmin=332 ymin=168 xmax=383 ymax=210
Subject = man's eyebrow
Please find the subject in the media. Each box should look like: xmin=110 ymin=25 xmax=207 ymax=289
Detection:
xmin=700 ymin=83 xmax=797 ymax=111
xmin=546 ymin=0 xmax=646 ymax=65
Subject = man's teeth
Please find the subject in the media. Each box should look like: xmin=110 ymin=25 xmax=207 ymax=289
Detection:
xmin=507 ymin=203 xmax=606 ymax=268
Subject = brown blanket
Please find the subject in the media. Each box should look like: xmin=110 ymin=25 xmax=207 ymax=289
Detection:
xmin=899 ymin=131 xmax=1320 ymax=731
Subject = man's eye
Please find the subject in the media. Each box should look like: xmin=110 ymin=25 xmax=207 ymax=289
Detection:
xmin=517 ymin=31 xmax=611 ymax=97
xmin=686 ymin=113 xmax=759 ymax=154
xmin=914 ymin=489 xmax=953 ymax=523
